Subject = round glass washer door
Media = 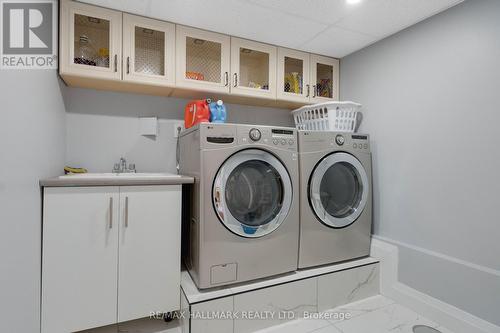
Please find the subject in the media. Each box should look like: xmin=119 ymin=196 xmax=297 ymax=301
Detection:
xmin=309 ymin=152 xmax=369 ymax=228
xmin=213 ymin=149 xmax=293 ymax=238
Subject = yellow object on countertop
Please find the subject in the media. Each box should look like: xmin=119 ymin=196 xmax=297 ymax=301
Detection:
xmin=64 ymin=166 xmax=88 ymax=174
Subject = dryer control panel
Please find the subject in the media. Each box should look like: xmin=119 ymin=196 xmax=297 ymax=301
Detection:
xmin=298 ymin=131 xmax=370 ymax=153
xmin=350 ymin=134 xmax=370 ymax=151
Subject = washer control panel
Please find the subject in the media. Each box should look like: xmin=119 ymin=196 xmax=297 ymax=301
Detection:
xmin=239 ymin=126 xmax=296 ymax=151
xmin=335 ymin=134 xmax=345 ymax=146
xmin=271 ymin=129 xmax=295 ymax=147
xmin=249 ymin=128 xmax=262 ymax=141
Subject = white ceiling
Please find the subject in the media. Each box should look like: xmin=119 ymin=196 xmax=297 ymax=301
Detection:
xmin=79 ymin=0 xmax=464 ymax=58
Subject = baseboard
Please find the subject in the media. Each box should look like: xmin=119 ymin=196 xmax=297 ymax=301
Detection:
xmin=370 ymin=237 xmax=500 ymax=333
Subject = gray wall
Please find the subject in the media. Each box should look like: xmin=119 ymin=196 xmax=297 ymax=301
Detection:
xmin=64 ymin=87 xmax=294 ymax=172
xmin=0 ymin=71 xmax=66 ymax=332
xmin=0 ymin=76 xmax=291 ymax=333
xmin=340 ymin=0 xmax=500 ymax=325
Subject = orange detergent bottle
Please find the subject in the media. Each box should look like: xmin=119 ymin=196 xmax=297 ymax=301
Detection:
xmin=184 ymin=99 xmax=211 ymax=129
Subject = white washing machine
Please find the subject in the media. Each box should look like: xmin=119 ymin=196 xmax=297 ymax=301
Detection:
xmin=298 ymin=131 xmax=372 ymax=269
xmin=179 ymin=123 xmax=299 ymax=289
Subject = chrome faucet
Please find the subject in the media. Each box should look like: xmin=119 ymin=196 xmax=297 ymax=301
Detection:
xmin=119 ymin=157 xmax=127 ymax=172
xmin=113 ymin=157 xmax=136 ymax=173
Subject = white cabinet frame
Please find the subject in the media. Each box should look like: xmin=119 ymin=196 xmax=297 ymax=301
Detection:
xmin=176 ymin=25 xmax=231 ymax=93
xmin=310 ymin=54 xmax=340 ymax=103
xmin=118 ymin=185 xmax=181 ymax=322
xmin=41 ymin=187 xmax=120 ymax=333
xmin=59 ymin=0 xmax=341 ymax=107
xmin=60 ymin=0 xmax=122 ymax=80
xmin=42 ymin=185 xmax=182 ymax=333
xmin=123 ymin=14 xmax=175 ymax=86
xmin=277 ymin=47 xmax=311 ymax=103
xmin=230 ymin=37 xmax=277 ymax=99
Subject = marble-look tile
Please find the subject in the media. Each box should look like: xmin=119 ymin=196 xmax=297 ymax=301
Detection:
xmin=182 ymin=258 xmax=379 ymax=304
xmin=234 ymin=278 xmax=318 ymax=333
xmin=296 ymin=257 xmax=379 ymax=280
xmin=117 ymin=318 xmax=181 ymax=333
xmin=190 ymin=297 xmax=234 ymax=333
xmin=326 ymin=295 xmax=395 ymax=324
xmin=334 ymin=303 xmax=439 ymax=333
xmin=179 ymin=290 xmax=190 ymax=333
xmin=78 ymin=323 xmax=118 ymax=333
xmin=317 ymin=263 xmax=379 ymax=312
xmin=79 ymin=318 xmax=180 ymax=333
xmin=309 ymin=325 xmax=343 ymax=333
xmin=254 ymin=318 xmax=332 ymax=333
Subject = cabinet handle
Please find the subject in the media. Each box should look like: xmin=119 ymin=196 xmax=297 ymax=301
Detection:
xmin=312 ymin=84 xmax=317 ymax=98
xmin=224 ymin=72 xmax=229 ymax=86
xmin=125 ymin=196 xmax=129 ymax=228
xmin=108 ymin=197 xmax=113 ymax=229
xmin=233 ymin=73 xmax=238 ymax=87
xmin=306 ymin=84 xmax=310 ymax=97
xmin=126 ymin=57 xmax=130 ymax=74
xmin=114 ymin=54 xmax=118 ymax=73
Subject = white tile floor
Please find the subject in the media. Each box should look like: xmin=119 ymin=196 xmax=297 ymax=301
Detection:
xmin=79 ymin=317 xmax=181 ymax=333
xmin=255 ymin=295 xmax=454 ymax=333
xmin=82 ymin=295 xmax=454 ymax=333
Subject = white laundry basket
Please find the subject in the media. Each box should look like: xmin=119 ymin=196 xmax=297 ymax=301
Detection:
xmin=292 ymin=101 xmax=362 ymax=132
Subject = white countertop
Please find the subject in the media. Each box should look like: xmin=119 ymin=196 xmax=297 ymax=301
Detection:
xmin=40 ymin=172 xmax=194 ymax=187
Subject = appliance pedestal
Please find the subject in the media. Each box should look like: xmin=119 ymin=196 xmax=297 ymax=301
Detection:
xmin=180 ymin=257 xmax=380 ymax=333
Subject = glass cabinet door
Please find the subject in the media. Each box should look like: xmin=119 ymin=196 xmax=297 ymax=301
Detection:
xmin=310 ymin=54 xmax=339 ymax=102
xmin=61 ymin=0 xmax=122 ymax=80
xmin=122 ymin=14 xmax=175 ymax=86
xmin=230 ymin=38 xmax=277 ymax=99
xmin=277 ymin=48 xmax=310 ymax=103
xmin=176 ymin=25 xmax=230 ymax=93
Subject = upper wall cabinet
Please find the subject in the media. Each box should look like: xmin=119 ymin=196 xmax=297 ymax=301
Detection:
xmin=176 ymin=25 xmax=231 ymax=94
xmin=310 ymin=54 xmax=339 ymax=103
xmin=60 ymin=0 xmax=122 ymax=80
xmin=277 ymin=48 xmax=311 ymax=103
xmin=277 ymin=49 xmax=339 ymax=103
xmin=122 ymin=14 xmax=175 ymax=86
xmin=59 ymin=1 xmax=340 ymax=108
xmin=230 ymin=38 xmax=277 ymax=99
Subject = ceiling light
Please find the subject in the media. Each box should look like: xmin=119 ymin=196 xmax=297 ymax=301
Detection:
xmin=346 ymin=0 xmax=362 ymax=4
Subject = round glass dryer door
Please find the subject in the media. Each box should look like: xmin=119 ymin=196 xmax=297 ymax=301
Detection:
xmin=309 ymin=152 xmax=369 ymax=228
xmin=213 ymin=149 xmax=292 ymax=238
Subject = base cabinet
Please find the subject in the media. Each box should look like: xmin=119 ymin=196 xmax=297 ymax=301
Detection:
xmin=41 ymin=187 xmax=119 ymax=333
xmin=118 ymin=186 xmax=181 ymax=322
xmin=41 ymin=185 xmax=181 ymax=333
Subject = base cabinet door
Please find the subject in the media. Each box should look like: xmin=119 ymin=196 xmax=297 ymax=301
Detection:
xmin=41 ymin=187 xmax=119 ymax=333
xmin=118 ymin=185 xmax=182 ymax=322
